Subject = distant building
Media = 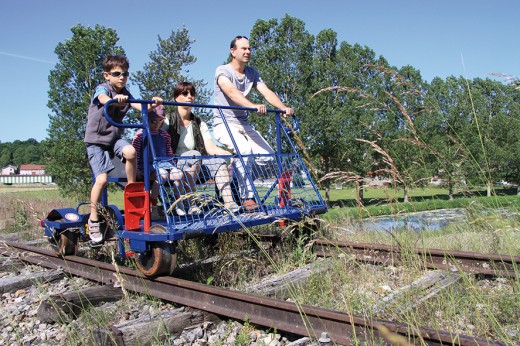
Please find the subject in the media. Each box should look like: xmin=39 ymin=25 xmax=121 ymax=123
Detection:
xmin=19 ymin=164 xmax=46 ymax=175
xmin=1 ymin=165 xmax=17 ymax=175
xmin=1 ymin=164 xmax=52 ymax=185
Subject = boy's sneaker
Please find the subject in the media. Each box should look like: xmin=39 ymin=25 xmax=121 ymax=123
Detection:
xmin=88 ymin=219 xmax=103 ymax=243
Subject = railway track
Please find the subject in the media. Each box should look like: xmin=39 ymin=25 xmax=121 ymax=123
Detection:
xmin=0 ymin=240 xmax=506 ymax=345
xmin=313 ymin=239 xmax=520 ymax=279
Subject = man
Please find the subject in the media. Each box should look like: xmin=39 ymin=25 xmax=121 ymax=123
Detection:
xmin=213 ymin=35 xmax=294 ymax=211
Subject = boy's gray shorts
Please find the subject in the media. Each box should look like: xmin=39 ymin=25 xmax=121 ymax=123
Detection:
xmin=86 ymin=139 xmax=130 ymax=178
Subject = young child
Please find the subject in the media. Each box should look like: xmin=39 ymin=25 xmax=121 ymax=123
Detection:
xmin=132 ymin=105 xmax=186 ymax=218
xmin=84 ymin=55 xmax=162 ymax=242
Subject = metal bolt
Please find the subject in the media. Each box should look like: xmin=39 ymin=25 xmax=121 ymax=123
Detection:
xmin=319 ymin=331 xmax=331 ymax=345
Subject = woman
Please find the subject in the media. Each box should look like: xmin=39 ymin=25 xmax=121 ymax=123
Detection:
xmin=166 ymin=82 xmax=241 ymax=213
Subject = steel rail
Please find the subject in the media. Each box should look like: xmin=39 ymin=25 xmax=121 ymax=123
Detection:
xmin=314 ymin=239 xmax=520 ymax=279
xmin=0 ymin=241 xmax=504 ymax=346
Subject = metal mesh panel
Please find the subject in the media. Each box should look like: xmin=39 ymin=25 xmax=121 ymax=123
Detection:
xmin=152 ymin=151 xmax=324 ymax=235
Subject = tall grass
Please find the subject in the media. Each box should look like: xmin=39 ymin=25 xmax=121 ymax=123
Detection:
xmin=298 ymin=72 xmax=520 ymax=343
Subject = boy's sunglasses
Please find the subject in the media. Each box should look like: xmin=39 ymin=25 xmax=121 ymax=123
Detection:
xmin=107 ymin=71 xmax=130 ymax=77
xmin=181 ymin=90 xmax=195 ymax=96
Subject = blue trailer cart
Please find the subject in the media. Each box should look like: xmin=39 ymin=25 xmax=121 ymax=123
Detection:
xmin=40 ymin=100 xmax=327 ymax=277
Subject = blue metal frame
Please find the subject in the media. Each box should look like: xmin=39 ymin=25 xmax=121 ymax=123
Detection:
xmin=40 ymin=99 xmax=327 ymax=257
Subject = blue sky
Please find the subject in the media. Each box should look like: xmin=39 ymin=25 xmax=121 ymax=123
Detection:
xmin=0 ymin=0 xmax=518 ymax=142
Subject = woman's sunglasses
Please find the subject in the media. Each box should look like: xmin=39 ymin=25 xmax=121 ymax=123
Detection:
xmin=180 ymin=90 xmax=195 ymax=97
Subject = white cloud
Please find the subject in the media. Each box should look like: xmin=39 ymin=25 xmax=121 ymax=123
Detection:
xmin=0 ymin=51 xmax=54 ymax=64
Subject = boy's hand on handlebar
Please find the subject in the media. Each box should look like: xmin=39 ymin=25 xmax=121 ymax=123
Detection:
xmin=113 ymin=94 xmax=129 ymax=104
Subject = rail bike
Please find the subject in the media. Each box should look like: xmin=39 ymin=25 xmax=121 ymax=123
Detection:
xmin=40 ymin=100 xmax=327 ymax=277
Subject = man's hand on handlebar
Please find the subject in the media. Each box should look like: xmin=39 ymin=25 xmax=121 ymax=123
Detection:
xmin=281 ymin=107 xmax=294 ymax=117
xmin=254 ymin=104 xmax=267 ymax=114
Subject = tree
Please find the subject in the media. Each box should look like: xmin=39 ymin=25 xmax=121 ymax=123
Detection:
xmin=501 ymin=85 xmax=520 ymax=194
xmin=303 ymin=38 xmax=392 ymax=205
xmin=245 ymin=15 xmax=520 ymax=204
xmin=12 ymin=144 xmax=41 ymax=165
xmin=0 ymin=139 xmax=44 ymax=167
xmin=465 ymin=78 xmax=518 ymax=196
xmin=0 ymin=148 xmax=11 ymax=167
xmin=377 ymin=65 xmax=431 ymax=202
xmin=327 ymin=42 xmax=390 ymax=203
xmin=132 ymin=27 xmax=210 ymax=118
xmin=247 ymin=16 xmax=403 ymax=206
xmin=426 ymin=76 xmax=470 ymax=198
xmin=249 ymin=15 xmax=314 ymax=143
xmin=304 ymin=30 xmax=354 ymax=203
xmin=46 ymin=24 xmax=125 ymax=198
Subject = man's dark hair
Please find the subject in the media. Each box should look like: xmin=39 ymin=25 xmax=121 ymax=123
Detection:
xmin=229 ymin=35 xmax=249 ymax=49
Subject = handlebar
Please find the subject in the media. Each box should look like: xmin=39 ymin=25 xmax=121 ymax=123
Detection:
xmin=102 ymin=98 xmax=298 ymax=131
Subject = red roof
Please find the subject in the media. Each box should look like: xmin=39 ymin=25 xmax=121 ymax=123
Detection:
xmin=19 ymin=164 xmax=46 ymax=170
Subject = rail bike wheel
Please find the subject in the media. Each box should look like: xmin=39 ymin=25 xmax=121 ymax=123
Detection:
xmin=49 ymin=230 xmax=78 ymax=256
xmin=134 ymin=225 xmax=177 ymax=277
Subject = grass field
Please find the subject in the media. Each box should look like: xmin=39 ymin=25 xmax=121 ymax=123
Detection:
xmin=2 ymin=183 xmax=518 ymax=216
xmin=0 ymin=185 xmax=59 ymax=194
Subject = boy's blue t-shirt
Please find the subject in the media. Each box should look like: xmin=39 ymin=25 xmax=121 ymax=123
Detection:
xmin=93 ymin=85 xmax=110 ymax=105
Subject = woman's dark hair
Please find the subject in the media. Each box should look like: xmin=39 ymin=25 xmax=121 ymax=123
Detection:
xmin=173 ymin=82 xmax=197 ymax=99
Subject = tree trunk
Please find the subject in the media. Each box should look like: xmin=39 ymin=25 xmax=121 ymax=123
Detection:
xmin=355 ymin=180 xmax=364 ymax=207
xmin=487 ymin=182 xmax=492 ymax=197
xmin=324 ymin=181 xmax=330 ymax=207
xmin=403 ymin=186 xmax=409 ymax=203
xmin=448 ymin=179 xmax=454 ymax=200
xmin=322 ymin=157 xmax=331 ymax=207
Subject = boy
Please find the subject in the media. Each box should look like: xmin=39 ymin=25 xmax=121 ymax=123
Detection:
xmin=84 ymin=55 xmax=162 ymax=242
